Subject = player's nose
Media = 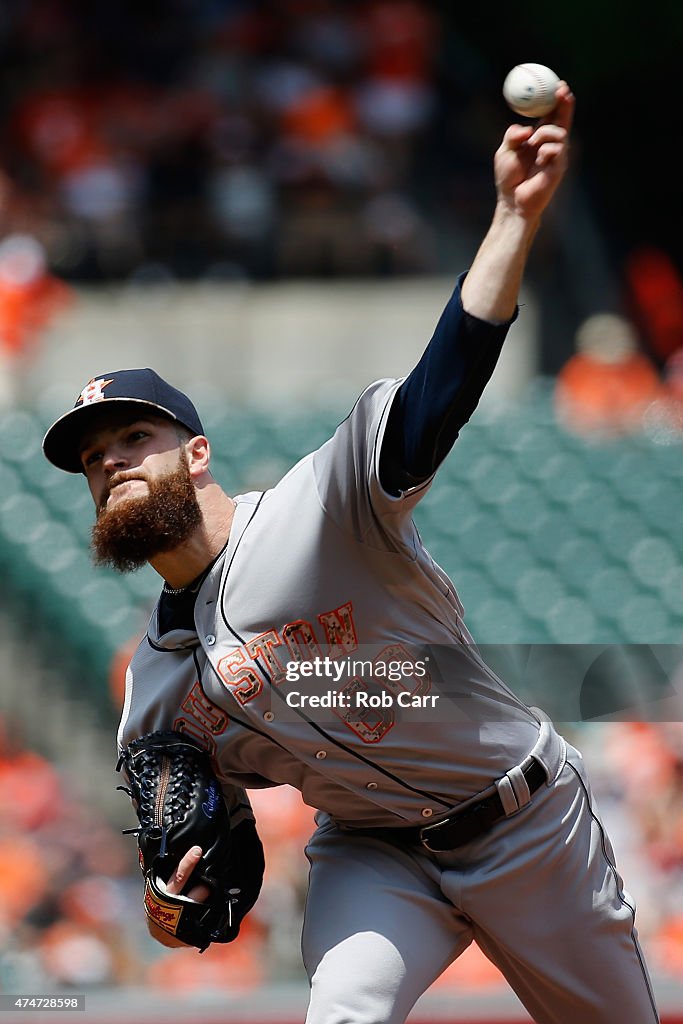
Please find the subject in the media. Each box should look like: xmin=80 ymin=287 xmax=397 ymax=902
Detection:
xmin=102 ymin=444 xmax=129 ymax=473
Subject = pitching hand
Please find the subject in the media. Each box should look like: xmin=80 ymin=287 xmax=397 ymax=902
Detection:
xmin=494 ymin=82 xmax=575 ymax=222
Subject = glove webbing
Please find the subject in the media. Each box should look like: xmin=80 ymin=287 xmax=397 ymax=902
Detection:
xmin=118 ymin=744 xmax=202 ymax=857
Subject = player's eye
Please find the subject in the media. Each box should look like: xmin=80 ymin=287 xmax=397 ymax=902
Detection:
xmin=127 ymin=429 xmax=149 ymax=444
xmin=82 ymin=450 xmax=103 ymax=468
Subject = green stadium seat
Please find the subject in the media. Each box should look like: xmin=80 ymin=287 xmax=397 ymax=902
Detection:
xmin=660 ymin=566 xmax=683 ymax=616
xmin=468 ymin=454 xmax=518 ymax=503
xmin=588 ymin=618 xmax=627 ymax=644
xmin=585 ymin=567 xmax=637 ymax=623
xmin=0 ymin=491 xmax=51 ymax=547
xmin=269 ymin=412 xmax=336 ymax=463
xmin=564 ymin=480 xmax=621 ymax=532
xmin=528 ymin=509 xmax=579 ymax=563
xmin=616 ymin=595 xmax=673 ymax=643
xmin=22 ymin=523 xmax=94 ymax=637
xmin=26 ymin=520 xmax=79 ymax=574
xmin=496 ymin=482 xmax=551 ymax=536
xmin=649 ymin=442 xmax=683 ymax=483
xmin=515 ymin=567 xmax=567 ymax=620
xmin=593 ymin=509 xmax=649 ymax=561
xmin=608 ymin=462 xmax=661 ymax=509
xmin=603 ymin=448 xmax=648 ymax=485
xmin=542 ymin=596 xmax=598 ymax=643
xmin=239 ymin=455 xmax=294 ymax=490
xmin=509 ymin=426 xmax=563 ymax=481
xmin=453 ymin=512 xmax=507 ymax=566
xmin=466 ymin=596 xmax=535 ymax=643
xmin=421 ymin=481 xmax=479 ymax=526
xmin=0 ymin=408 xmax=44 ymax=465
xmin=536 ymin=452 xmax=589 ymax=505
xmin=74 ymin=577 xmax=146 ymax=652
xmin=211 ymin=414 xmax=277 ymax=464
xmin=0 ymin=458 xmax=21 ymax=501
xmin=36 ymin=469 xmax=93 ymax=529
xmin=635 ymin=479 xmax=683 ymax=541
xmin=628 ymin=536 xmax=678 ymax=589
xmin=46 ymin=542 xmax=94 ymax=602
xmin=447 ymin=429 xmax=492 ymax=478
xmin=194 ymin=400 xmax=241 ymax=438
xmin=483 ymin=537 xmax=538 ymax=593
xmin=553 ymin=536 xmax=608 ymax=592
xmin=451 ymin=567 xmax=496 ymax=612
xmin=124 ymin=566 xmax=163 ymax=607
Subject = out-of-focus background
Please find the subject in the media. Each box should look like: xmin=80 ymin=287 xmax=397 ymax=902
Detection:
xmin=1 ymin=2 xmax=683 ymax=1022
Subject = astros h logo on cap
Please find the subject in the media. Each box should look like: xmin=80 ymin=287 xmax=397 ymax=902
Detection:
xmin=42 ymin=368 xmax=205 ymax=474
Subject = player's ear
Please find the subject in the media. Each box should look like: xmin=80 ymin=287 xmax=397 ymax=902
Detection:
xmin=185 ymin=434 xmax=211 ymax=478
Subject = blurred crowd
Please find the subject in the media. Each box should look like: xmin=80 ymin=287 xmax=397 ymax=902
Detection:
xmin=2 ymin=712 xmax=683 ymax=995
xmin=2 ymin=0 xmax=683 ymax=428
xmin=554 ymin=245 xmax=683 ymax=443
xmin=0 ymin=0 xmax=483 ymax=285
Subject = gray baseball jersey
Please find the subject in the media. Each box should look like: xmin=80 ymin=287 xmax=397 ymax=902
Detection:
xmin=118 ymin=378 xmax=541 ymax=825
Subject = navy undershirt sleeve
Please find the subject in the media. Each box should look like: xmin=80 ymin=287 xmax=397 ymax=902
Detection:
xmin=379 ymin=274 xmax=517 ymax=496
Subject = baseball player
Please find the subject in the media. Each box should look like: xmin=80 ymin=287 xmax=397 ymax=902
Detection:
xmin=43 ymin=84 xmax=660 ymax=1023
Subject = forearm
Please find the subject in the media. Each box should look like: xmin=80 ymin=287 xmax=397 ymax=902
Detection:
xmin=379 ymin=278 xmax=514 ymax=494
xmin=379 ymin=85 xmax=573 ymax=495
xmin=460 ymin=204 xmax=541 ymax=323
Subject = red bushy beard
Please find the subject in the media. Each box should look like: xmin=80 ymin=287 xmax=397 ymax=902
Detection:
xmin=91 ymin=450 xmax=202 ymax=573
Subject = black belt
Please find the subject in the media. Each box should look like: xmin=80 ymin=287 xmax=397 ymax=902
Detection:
xmin=354 ymin=757 xmax=546 ymax=853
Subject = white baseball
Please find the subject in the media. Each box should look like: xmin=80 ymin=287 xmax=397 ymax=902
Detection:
xmin=502 ymin=63 xmax=560 ymax=118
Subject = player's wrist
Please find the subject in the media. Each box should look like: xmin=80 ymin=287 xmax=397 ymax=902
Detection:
xmin=491 ymin=199 xmax=542 ymax=238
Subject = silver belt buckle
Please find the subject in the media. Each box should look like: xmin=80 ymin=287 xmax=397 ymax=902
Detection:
xmin=418 ymin=816 xmax=452 ymax=853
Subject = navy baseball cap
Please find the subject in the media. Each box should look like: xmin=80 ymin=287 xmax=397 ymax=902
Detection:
xmin=42 ymin=368 xmax=205 ymax=473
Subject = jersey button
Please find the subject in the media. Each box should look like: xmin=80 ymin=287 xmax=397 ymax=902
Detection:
xmin=263 ymin=711 xmax=275 ymax=723
xmin=366 ymin=782 xmax=378 ymax=790
xmin=205 ymin=634 xmax=216 ymax=646
xmin=315 ymin=750 xmax=327 ymax=760
xmin=421 ymin=808 xmax=434 ymax=818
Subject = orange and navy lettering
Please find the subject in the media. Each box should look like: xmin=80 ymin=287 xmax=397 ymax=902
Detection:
xmin=282 ymin=618 xmax=321 ymax=662
xmin=181 ymin=681 xmax=230 ymax=732
xmin=318 ymin=601 xmax=358 ymax=658
xmin=246 ymin=630 xmax=288 ymax=685
xmin=173 ymin=681 xmax=230 ymax=753
xmin=335 ymin=676 xmax=395 ymax=743
xmin=216 ymin=646 xmax=265 ymax=704
xmin=215 ymin=630 xmax=289 ymax=701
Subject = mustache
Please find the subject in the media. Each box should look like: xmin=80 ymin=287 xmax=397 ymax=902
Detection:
xmin=98 ymin=471 xmax=148 ymax=511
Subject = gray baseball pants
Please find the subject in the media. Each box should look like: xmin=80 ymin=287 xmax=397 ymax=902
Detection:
xmin=302 ymin=731 xmax=659 ymax=1024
